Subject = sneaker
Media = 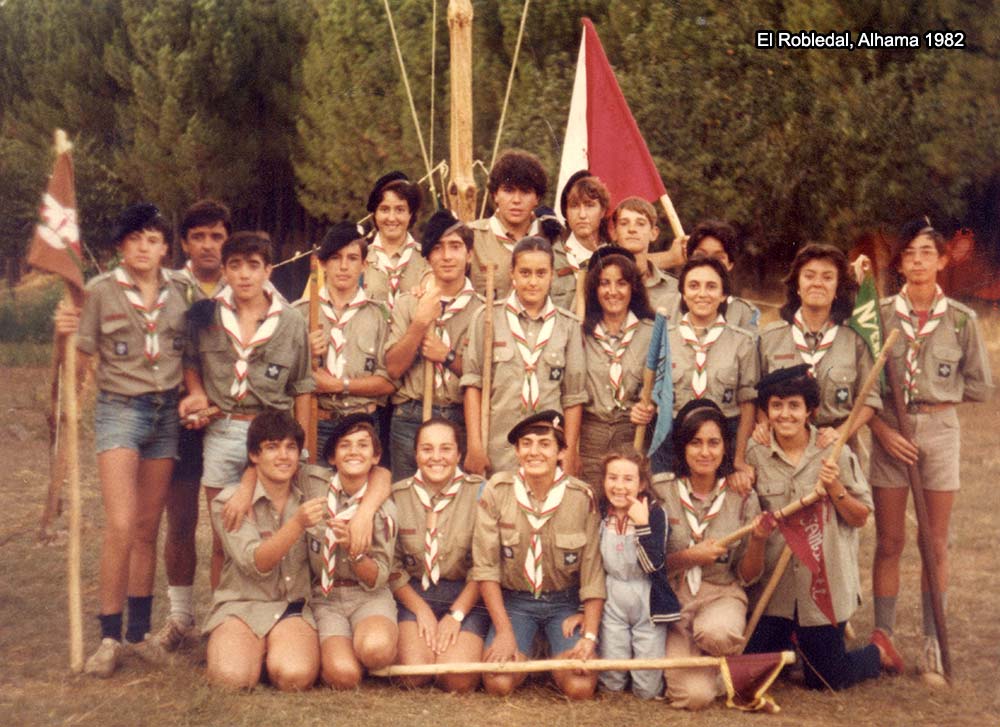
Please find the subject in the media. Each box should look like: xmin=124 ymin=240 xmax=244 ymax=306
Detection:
xmin=127 ymin=633 xmax=170 ymax=665
xmin=84 ymin=638 xmax=123 ymax=678
xmin=151 ymin=617 xmax=196 ymax=653
xmin=870 ymin=629 xmax=904 ymax=674
xmin=918 ymin=635 xmax=947 ymax=687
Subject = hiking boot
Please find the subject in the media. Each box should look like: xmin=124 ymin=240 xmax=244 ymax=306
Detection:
xmin=84 ymin=638 xmax=123 ymax=678
xmin=918 ymin=635 xmax=947 ymax=687
xmin=151 ymin=617 xmax=196 ymax=653
xmin=127 ymin=633 xmax=170 ymax=665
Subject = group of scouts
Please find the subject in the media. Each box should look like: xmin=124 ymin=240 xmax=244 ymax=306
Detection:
xmin=56 ymin=148 xmax=992 ymax=707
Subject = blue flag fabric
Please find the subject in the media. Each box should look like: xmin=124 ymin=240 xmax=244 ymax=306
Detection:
xmin=646 ymin=311 xmax=674 ymax=456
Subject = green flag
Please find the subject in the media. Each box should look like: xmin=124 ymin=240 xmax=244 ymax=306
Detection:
xmin=848 ymin=256 xmax=885 ymax=387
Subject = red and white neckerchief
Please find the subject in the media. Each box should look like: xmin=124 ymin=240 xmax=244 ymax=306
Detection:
xmin=895 ymin=284 xmax=948 ymax=404
xmin=791 ymin=308 xmax=838 ymax=371
xmin=411 ymin=469 xmax=465 ymax=589
xmin=505 ymin=291 xmax=557 ymax=411
xmin=319 ymin=285 xmax=367 ymax=377
xmin=677 ymin=477 xmax=727 ymax=595
xmin=678 ymin=313 xmax=726 ymax=399
xmin=215 ymin=287 xmax=282 ymax=401
xmin=432 ymin=279 xmax=476 ymax=389
xmin=514 ymin=468 xmax=568 ymax=598
xmin=593 ymin=312 xmax=640 ymax=408
xmin=563 ymin=234 xmax=594 ymax=272
xmin=114 ymin=267 xmax=171 ymax=364
xmin=488 ymin=216 xmax=538 ymax=253
xmin=369 ymin=232 xmax=419 ymax=308
xmin=320 ymin=473 xmax=367 ymax=596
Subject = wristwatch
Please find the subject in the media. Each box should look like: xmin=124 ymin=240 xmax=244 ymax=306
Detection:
xmin=449 ymin=609 xmax=466 ymax=623
xmin=583 ymin=631 xmax=598 ymax=645
xmin=342 ymin=376 xmax=351 ymax=394
xmin=443 ymin=348 xmax=457 ymax=368
xmin=350 ymin=552 xmax=367 ymax=563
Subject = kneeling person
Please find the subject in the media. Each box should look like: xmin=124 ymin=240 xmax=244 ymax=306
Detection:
xmin=473 ymin=411 xmax=605 ymax=699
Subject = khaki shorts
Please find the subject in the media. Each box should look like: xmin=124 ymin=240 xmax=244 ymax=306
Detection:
xmin=313 ymin=585 xmax=397 ymax=639
xmin=869 ymin=406 xmax=960 ymax=492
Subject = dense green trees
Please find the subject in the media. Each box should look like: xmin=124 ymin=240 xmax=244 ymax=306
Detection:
xmin=1 ymin=0 xmax=997 ymax=280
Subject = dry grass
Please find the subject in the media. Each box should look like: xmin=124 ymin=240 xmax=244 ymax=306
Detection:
xmin=2 ymin=310 xmax=999 ymax=726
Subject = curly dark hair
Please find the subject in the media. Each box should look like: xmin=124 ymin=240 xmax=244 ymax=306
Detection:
xmin=685 ymin=219 xmax=738 ymax=263
xmin=582 ymin=254 xmax=654 ymax=336
xmin=487 ymin=149 xmax=547 ymax=199
xmin=678 ymin=257 xmax=732 ymax=317
xmin=779 ymin=243 xmax=857 ymax=325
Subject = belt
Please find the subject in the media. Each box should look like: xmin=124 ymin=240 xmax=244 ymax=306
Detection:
xmin=331 ymin=578 xmax=358 ymax=587
xmin=906 ymin=402 xmax=953 ymax=415
xmin=317 ymin=404 xmax=376 ymax=420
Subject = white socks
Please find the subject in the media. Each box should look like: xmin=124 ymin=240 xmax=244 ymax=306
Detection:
xmin=167 ymin=585 xmax=195 ymax=627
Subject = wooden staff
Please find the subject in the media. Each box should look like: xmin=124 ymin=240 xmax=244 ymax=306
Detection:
xmin=39 ymin=331 xmax=67 ymax=539
xmin=659 ymin=193 xmax=684 ymax=240
xmin=574 ymin=268 xmax=586 ymax=319
xmin=422 ymin=298 xmax=447 ymax=422
xmin=306 ymin=255 xmax=320 ymax=463
xmin=740 ymin=546 xmax=793 ymax=651
xmin=372 ymin=651 xmax=795 ymax=677
xmin=65 ymin=325 xmax=83 ymax=672
xmin=479 ymin=263 xmax=496 ymax=448
xmin=633 ymin=307 xmax=668 ymax=452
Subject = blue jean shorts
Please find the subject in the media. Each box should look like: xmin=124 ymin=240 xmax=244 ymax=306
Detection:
xmin=485 ymin=588 xmax=582 ymax=656
xmin=94 ymin=389 xmax=179 ymax=460
xmin=201 ymin=416 xmax=252 ymax=488
xmin=389 ymin=400 xmax=465 ymax=482
xmin=396 ymin=577 xmax=490 ymax=638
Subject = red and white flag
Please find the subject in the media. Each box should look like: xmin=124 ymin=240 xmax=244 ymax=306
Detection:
xmin=766 ymin=503 xmax=838 ymax=626
xmin=556 ymin=18 xmax=667 ymax=216
xmin=27 ymin=144 xmax=85 ymax=304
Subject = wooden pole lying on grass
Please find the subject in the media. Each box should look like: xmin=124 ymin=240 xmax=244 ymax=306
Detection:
xmin=372 ymin=651 xmax=796 ymax=677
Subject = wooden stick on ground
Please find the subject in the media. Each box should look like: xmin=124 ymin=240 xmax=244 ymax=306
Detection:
xmin=372 ymin=651 xmax=796 ymax=677
xmin=479 ymin=263 xmax=496 ymax=449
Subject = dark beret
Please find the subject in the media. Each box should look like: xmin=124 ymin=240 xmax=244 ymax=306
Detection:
xmin=317 ymin=222 xmax=366 ymax=261
xmin=755 ymin=364 xmax=812 ymax=393
xmin=532 ymin=205 xmax=563 ymax=242
xmin=421 ymin=209 xmax=462 ymax=258
xmin=507 ymin=409 xmax=566 ymax=445
xmin=110 ymin=203 xmax=165 ymax=246
xmin=321 ymin=413 xmax=376 ymax=463
xmin=366 ymin=171 xmax=409 ymax=213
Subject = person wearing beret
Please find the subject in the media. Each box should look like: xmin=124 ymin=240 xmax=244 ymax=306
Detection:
xmin=384 ymin=210 xmax=483 ymax=481
xmin=472 ymin=411 xmax=605 ymax=699
xmin=76 ymin=203 xmax=188 ymax=677
xmin=743 ymin=365 xmax=903 ymax=690
xmin=299 ymin=414 xmax=400 ymax=689
xmin=363 ymin=171 xmax=428 ymax=311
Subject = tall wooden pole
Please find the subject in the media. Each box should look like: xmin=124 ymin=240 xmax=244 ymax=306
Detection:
xmin=447 ymin=0 xmax=477 ymax=223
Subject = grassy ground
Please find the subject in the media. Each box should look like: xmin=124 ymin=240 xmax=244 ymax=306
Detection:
xmin=1 ymin=310 xmax=998 ymax=726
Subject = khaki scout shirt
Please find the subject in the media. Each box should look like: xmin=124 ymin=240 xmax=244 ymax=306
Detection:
xmin=472 ymin=473 xmax=606 ymax=601
xmin=363 ymin=240 xmax=429 ymax=308
xmin=468 ymin=216 xmax=539 ymax=300
xmin=583 ymin=319 xmax=654 ymax=420
xmin=204 ymin=481 xmax=315 ymax=637
xmin=185 ymin=298 xmax=314 ymax=414
xmin=299 ymin=464 xmax=397 ymax=594
xmin=746 ymin=428 xmax=873 ymax=626
xmin=758 ymin=321 xmax=882 ymax=427
xmin=669 ymin=323 xmax=758 ymax=419
xmin=77 ymin=268 xmax=188 ymax=396
xmin=292 ymin=295 xmax=392 ymax=412
xmin=879 ymin=295 xmax=993 ymax=412
xmin=388 ymin=473 xmax=485 ymax=590
xmin=170 ymin=265 xmax=224 ymax=307
xmin=460 ymin=301 xmax=589 ymax=473
xmin=643 ymin=263 xmax=682 ymax=318
xmin=726 ymin=296 xmax=760 ymax=332
xmin=386 ymin=290 xmax=484 ymax=406
xmin=548 ymin=239 xmax=582 ymax=313
xmin=652 ymin=473 xmax=762 ymax=587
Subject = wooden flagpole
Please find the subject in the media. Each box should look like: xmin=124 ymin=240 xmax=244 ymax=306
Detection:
xmin=658 ymin=193 xmax=684 ymax=240
xmin=306 ymin=255 xmax=321 ymax=463
xmin=480 ymin=263 xmax=496 ymax=451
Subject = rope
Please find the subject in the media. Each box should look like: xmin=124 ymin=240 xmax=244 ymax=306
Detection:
xmin=381 ymin=0 xmax=437 ymax=203
xmin=478 ymin=0 xmax=532 ymax=219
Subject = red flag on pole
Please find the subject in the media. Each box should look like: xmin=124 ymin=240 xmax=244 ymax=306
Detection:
xmin=556 ymin=18 xmax=667 ymax=215
xmin=27 ymin=139 xmax=85 ymax=305
xmin=767 ymin=503 xmax=838 ymax=626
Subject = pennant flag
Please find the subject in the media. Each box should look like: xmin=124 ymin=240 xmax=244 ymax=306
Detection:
xmin=27 ymin=140 xmax=85 ymax=304
xmin=849 ymin=254 xmax=884 ymax=387
xmin=720 ymin=651 xmax=793 ymax=713
xmin=646 ymin=310 xmax=674 ymax=456
xmin=556 ymin=18 xmax=667 ymax=216
xmin=767 ymin=504 xmax=837 ymax=626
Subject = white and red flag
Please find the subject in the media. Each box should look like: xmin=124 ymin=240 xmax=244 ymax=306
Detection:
xmin=765 ymin=503 xmax=838 ymax=626
xmin=556 ymin=17 xmax=667 ymax=216
xmin=27 ymin=141 xmax=85 ymax=304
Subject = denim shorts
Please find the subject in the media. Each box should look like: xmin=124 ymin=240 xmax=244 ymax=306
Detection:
xmin=396 ymin=577 xmax=490 ymax=638
xmin=201 ymin=417 xmax=252 ymax=488
xmin=94 ymin=390 xmax=179 ymax=460
xmin=389 ymin=400 xmax=465 ymax=482
xmin=485 ymin=588 xmax=582 ymax=657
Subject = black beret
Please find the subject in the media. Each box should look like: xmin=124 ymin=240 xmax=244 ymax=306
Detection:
xmin=589 ymin=245 xmax=636 ymax=268
xmin=532 ymin=205 xmax=563 ymax=242
xmin=560 ymin=169 xmax=591 ymax=219
xmin=421 ymin=209 xmax=462 ymax=258
xmin=507 ymin=409 xmax=566 ymax=445
xmin=366 ymin=171 xmax=409 ymax=213
xmin=321 ymin=413 xmax=376 ymax=463
xmin=110 ymin=203 xmax=165 ymax=246
xmin=317 ymin=222 xmax=366 ymax=261
xmin=755 ymin=364 xmax=812 ymax=393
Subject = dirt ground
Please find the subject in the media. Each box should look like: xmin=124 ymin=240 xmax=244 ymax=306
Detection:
xmin=1 ymin=315 xmax=999 ymax=726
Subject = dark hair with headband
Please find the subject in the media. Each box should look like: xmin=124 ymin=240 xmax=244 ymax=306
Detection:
xmin=583 ymin=252 xmax=654 ymax=336
xmin=671 ymin=400 xmax=733 ymax=478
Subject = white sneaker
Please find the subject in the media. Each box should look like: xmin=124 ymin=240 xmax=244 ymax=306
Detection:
xmin=84 ymin=638 xmax=123 ymax=678
xmin=918 ymin=636 xmax=947 ymax=687
xmin=151 ymin=617 xmax=196 ymax=653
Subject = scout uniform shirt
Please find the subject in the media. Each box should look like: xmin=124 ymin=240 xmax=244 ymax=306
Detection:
xmin=652 ymin=473 xmax=762 ymax=588
xmin=171 ymin=262 xmax=224 ymax=307
xmin=388 ymin=472 xmax=485 ymax=590
xmin=471 ymin=472 xmax=606 ymax=601
xmin=669 ymin=321 xmax=758 ymax=419
xmin=186 ymin=293 xmax=314 ymax=414
xmin=758 ymin=320 xmax=882 ymax=427
xmin=292 ymin=293 xmax=392 ymax=414
xmin=299 ymin=464 xmax=397 ymax=593
xmin=77 ymin=267 xmax=188 ymax=396
xmin=583 ymin=318 xmax=654 ymax=421
xmin=746 ymin=428 xmax=873 ymax=626
xmin=878 ymin=292 xmax=992 ymax=412
xmin=664 ymin=295 xmax=761 ymax=332
xmin=204 ymin=481 xmax=315 ymax=637
xmin=386 ymin=287 xmax=484 ymax=407
xmin=468 ymin=216 xmax=539 ymax=300
xmin=548 ymin=238 xmax=584 ymax=313
xmin=460 ymin=297 xmax=588 ymax=474
xmin=642 ymin=262 xmax=682 ymax=318
xmin=363 ymin=232 xmax=429 ymax=310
